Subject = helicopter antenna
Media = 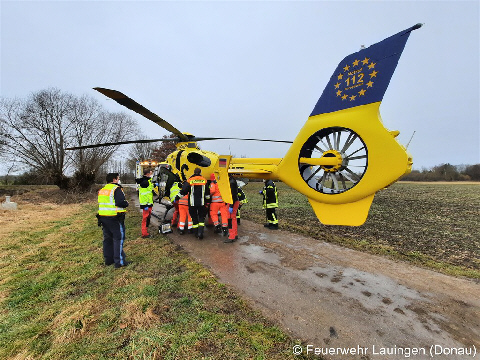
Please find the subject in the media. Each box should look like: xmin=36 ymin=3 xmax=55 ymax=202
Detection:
xmin=406 ymin=130 xmax=416 ymax=149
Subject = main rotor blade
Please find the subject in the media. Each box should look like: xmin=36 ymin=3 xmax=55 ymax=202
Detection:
xmin=94 ymin=87 xmax=189 ymax=142
xmin=65 ymin=136 xmax=293 ymax=151
xmin=65 ymin=138 xmax=174 ymax=150
xmin=192 ymin=137 xmax=293 ymax=144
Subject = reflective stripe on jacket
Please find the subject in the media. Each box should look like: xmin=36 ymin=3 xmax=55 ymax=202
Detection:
xmin=139 ymin=178 xmax=154 ymax=206
xmin=169 ymin=182 xmax=181 ymax=202
xmin=98 ymin=184 xmax=127 ymax=216
xmin=187 ymin=175 xmax=208 ymax=207
xmin=238 ymin=188 xmax=248 ymax=205
xmin=209 ymin=181 xmax=224 ymax=203
xmin=262 ymin=181 xmax=278 ymax=209
xmin=178 ymin=194 xmax=189 ymax=206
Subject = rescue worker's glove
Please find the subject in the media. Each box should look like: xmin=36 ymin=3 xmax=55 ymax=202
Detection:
xmin=228 ymin=206 xmax=233 ymax=214
xmin=258 ymin=191 xmax=263 ymax=194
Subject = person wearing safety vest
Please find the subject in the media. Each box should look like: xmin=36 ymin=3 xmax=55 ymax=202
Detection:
xmin=209 ymin=173 xmax=228 ymax=235
xmin=224 ymin=176 xmax=240 ymax=243
xmin=178 ymin=168 xmax=210 ymax=239
xmin=176 ymin=181 xmax=193 ymax=235
xmin=137 ymin=168 xmax=155 ymax=238
xmin=236 ymin=185 xmax=248 ymax=225
xmin=169 ymin=181 xmax=182 ymax=228
xmin=97 ymin=172 xmax=129 ymax=268
xmin=260 ymin=179 xmax=279 ymax=229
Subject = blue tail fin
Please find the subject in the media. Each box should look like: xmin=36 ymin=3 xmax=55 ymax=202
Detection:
xmin=310 ymin=23 xmax=422 ymax=117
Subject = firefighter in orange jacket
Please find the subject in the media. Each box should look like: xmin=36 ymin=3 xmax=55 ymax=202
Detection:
xmin=178 ymin=168 xmax=210 ymax=239
xmin=209 ymin=173 xmax=228 ymax=235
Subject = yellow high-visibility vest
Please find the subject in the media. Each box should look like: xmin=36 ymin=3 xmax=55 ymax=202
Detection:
xmin=139 ymin=179 xmax=154 ymax=206
xmin=98 ymin=184 xmax=127 ymax=216
xmin=169 ymin=182 xmax=181 ymax=202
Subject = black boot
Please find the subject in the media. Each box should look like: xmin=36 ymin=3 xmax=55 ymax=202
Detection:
xmin=237 ymin=218 xmax=241 ymax=225
xmin=198 ymin=227 xmax=204 ymax=240
xmin=214 ymin=225 xmax=221 ymax=233
xmin=222 ymin=227 xmax=228 ymax=236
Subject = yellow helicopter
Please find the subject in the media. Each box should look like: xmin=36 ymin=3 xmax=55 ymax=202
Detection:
xmin=67 ymin=24 xmax=422 ymax=226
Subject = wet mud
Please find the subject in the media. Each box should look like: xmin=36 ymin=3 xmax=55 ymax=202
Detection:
xmin=151 ymin=203 xmax=479 ymax=360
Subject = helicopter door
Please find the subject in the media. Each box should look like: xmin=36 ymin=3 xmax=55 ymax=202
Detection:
xmin=158 ymin=165 xmax=181 ymax=199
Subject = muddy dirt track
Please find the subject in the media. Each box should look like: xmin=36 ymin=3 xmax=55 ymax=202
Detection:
xmin=151 ymin=203 xmax=479 ymax=360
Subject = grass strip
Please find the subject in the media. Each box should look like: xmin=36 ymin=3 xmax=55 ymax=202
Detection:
xmin=0 ymin=202 xmax=314 ymax=359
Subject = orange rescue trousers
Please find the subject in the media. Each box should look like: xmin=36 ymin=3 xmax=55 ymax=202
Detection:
xmin=178 ymin=204 xmax=192 ymax=231
xmin=141 ymin=206 xmax=153 ymax=237
xmin=210 ymin=202 xmax=228 ymax=227
xmin=227 ymin=201 xmax=240 ymax=240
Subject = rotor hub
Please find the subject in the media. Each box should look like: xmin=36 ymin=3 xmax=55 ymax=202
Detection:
xmin=321 ymin=150 xmax=343 ymax=173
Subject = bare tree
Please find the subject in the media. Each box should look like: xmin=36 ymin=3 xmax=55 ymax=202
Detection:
xmin=0 ymin=88 xmax=137 ymax=189
xmin=125 ymin=133 xmax=177 ymax=172
xmin=0 ymin=115 xmax=8 ymax=155
xmin=126 ymin=136 xmax=157 ymax=171
xmin=69 ymin=95 xmax=136 ymax=189
xmin=0 ymin=89 xmax=75 ymax=187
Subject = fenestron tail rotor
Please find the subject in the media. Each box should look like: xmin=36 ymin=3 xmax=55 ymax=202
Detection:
xmin=298 ymin=127 xmax=368 ymax=194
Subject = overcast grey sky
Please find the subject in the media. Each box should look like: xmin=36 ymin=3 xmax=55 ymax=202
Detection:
xmin=1 ymin=0 xmax=479 ymax=171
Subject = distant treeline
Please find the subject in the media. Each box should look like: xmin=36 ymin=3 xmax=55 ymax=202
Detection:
xmin=1 ymin=163 xmax=479 ymax=186
xmin=401 ymin=163 xmax=480 ymax=182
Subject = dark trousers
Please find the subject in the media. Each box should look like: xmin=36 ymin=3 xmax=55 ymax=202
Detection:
xmin=189 ymin=206 xmax=207 ymax=231
xmin=266 ymin=207 xmax=278 ymax=225
xmin=101 ymin=216 xmax=126 ymax=266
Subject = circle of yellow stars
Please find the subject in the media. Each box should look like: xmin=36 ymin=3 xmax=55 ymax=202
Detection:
xmin=334 ymin=57 xmax=378 ymax=101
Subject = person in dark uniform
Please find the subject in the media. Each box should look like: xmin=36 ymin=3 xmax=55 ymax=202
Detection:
xmin=224 ymin=176 xmax=240 ymax=243
xmin=178 ymin=168 xmax=210 ymax=239
xmin=236 ymin=185 xmax=248 ymax=225
xmin=260 ymin=179 xmax=279 ymax=229
xmin=97 ymin=172 xmax=129 ymax=268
